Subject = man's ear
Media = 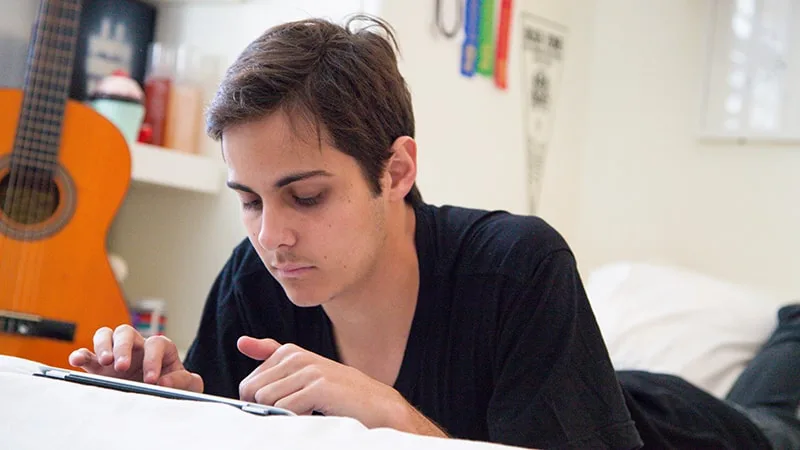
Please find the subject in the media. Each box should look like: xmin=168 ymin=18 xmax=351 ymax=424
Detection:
xmin=384 ymin=136 xmax=418 ymax=202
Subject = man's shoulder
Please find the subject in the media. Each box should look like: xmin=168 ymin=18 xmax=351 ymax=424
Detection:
xmin=426 ymin=203 xmax=572 ymax=280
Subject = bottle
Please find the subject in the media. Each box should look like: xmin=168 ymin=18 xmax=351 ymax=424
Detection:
xmin=163 ymin=45 xmax=204 ymax=153
xmin=142 ymin=43 xmax=175 ymax=147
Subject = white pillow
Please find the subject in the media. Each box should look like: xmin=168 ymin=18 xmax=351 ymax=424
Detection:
xmin=585 ymin=261 xmax=786 ymax=399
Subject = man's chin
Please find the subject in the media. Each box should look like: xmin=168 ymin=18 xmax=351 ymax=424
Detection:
xmin=282 ymin=287 xmax=332 ymax=308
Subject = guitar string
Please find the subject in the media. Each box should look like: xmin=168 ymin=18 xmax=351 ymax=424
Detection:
xmin=15 ymin=0 xmax=55 ymax=314
xmin=0 ymin=3 xmax=36 ymax=312
xmin=29 ymin=0 xmax=80 ymax=317
xmin=4 ymin=0 xmax=51 ymax=315
xmin=18 ymin=0 xmax=77 ymax=314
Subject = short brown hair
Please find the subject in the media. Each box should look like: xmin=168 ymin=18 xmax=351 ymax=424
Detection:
xmin=206 ymin=15 xmax=422 ymax=206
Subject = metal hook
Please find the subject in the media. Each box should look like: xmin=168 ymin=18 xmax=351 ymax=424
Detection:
xmin=435 ymin=0 xmax=463 ymax=39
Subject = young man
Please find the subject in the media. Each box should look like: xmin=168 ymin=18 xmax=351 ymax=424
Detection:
xmin=70 ymin=15 xmax=800 ymax=450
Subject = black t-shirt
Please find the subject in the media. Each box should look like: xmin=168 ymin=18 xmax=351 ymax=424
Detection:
xmin=183 ymin=203 xmax=766 ymax=449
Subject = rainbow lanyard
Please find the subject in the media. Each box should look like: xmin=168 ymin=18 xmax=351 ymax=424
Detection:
xmin=460 ymin=0 xmax=481 ymax=77
xmin=494 ymin=0 xmax=513 ymax=89
xmin=461 ymin=0 xmax=514 ymax=90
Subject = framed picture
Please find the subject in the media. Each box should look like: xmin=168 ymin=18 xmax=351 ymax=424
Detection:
xmin=699 ymin=0 xmax=800 ymax=143
xmin=69 ymin=0 xmax=157 ymax=101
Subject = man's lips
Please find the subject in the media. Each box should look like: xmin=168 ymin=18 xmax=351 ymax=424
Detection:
xmin=271 ymin=264 xmax=315 ymax=278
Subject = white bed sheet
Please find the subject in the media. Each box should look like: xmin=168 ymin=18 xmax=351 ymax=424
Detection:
xmin=0 ymin=355 xmax=517 ymax=450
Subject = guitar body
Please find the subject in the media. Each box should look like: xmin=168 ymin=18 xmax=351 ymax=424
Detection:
xmin=0 ymin=89 xmax=132 ymax=368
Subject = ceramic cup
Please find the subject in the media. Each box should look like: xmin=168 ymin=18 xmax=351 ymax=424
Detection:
xmin=88 ymin=70 xmax=146 ymax=144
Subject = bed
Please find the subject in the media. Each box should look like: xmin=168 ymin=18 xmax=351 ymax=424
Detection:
xmin=584 ymin=260 xmax=790 ymax=399
xmin=0 ymin=354 xmax=516 ymax=450
xmin=1 ymin=261 xmax=788 ymax=448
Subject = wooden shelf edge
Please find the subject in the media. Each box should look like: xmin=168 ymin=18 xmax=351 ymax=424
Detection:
xmin=130 ymin=143 xmax=226 ymax=194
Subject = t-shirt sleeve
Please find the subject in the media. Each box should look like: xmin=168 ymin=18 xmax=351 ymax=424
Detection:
xmin=182 ymin=252 xmax=258 ymax=399
xmin=488 ymin=250 xmax=643 ymax=450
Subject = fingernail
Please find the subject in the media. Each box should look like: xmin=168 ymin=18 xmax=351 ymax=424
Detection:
xmin=101 ymin=351 xmax=111 ymax=361
xmin=145 ymin=370 xmax=155 ymax=381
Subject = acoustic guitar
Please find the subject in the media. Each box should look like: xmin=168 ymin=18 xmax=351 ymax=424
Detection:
xmin=0 ymin=0 xmax=132 ymax=368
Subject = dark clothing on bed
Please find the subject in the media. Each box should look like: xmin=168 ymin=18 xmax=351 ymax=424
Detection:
xmin=619 ymin=372 xmax=771 ymax=449
xmin=725 ymin=305 xmax=800 ymax=450
xmin=184 ymin=202 xmax=779 ymax=449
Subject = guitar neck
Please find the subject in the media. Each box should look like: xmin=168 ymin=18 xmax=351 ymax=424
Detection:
xmin=13 ymin=0 xmax=83 ymax=170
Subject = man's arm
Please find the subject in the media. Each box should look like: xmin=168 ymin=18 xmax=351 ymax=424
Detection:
xmin=388 ymin=396 xmax=450 ymax=438
xmin=487 ymin=250 xmax=642 ymax=449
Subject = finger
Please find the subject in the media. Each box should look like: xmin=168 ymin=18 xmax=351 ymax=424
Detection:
xmin=273 ymin=384 xmax=319 ymax=416
xmin=112 ymin=324 xmax=144 ymax=372
xmin=189 ymin=373 xmax=204 ymax=393
xmin=237 ymin=336 xmax=282 ymax=361
xmin=240 ymin=351 xmax=310 ymax=402
xmin=142 ymin=335 xmax=175 ymax=383
xmin=92 ymin=327 xmax=114 ymax=366
xmin=252 ymin=368 xmax=310 ymax=406
xmin=157 ymin=370 xmax=204 ymax=393
xmin=68 ymin=348 xmax=103 ymax=373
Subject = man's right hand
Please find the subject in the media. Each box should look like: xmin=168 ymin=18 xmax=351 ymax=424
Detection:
xmin=68 ymin=324 xmax=204 ymax=393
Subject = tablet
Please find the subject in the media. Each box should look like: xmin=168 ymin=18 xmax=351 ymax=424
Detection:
xmin=33 ymin=366 xmax=295 ymax=417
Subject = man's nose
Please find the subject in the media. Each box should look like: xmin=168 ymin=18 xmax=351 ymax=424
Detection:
xmin=258 ymin=208 xmax=296 ymax=251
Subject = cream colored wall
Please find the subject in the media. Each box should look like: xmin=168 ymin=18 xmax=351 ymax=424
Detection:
xmin=378 ymin=0 xmax=589 ymax=242
xmin=0 ymin=0 xmax=37 ymax=37
xmin=0 ymin=0 xmax=39 ymax=87
xmin=571 ymin=0 xmax=800 ymax=298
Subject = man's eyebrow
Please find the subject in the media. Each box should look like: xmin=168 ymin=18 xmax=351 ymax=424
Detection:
xmin=226 ymin=181 xmax=255 ymax=193
xmin=274 ymin=170 xmax=332 ymax=188
xmin=226 ymin=170 xmax=333 ymax=193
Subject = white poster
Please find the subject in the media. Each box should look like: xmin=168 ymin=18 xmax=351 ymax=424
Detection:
xmin=521 ymin=13 xmax=567 ymax=214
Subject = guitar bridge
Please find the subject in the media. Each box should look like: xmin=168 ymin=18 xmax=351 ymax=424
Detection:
xmin=0 ymin=310 xmax=76 ymax=342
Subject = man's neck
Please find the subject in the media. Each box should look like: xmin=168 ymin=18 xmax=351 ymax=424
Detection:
xmin=322 ymin=203 xmax=419 ymax=382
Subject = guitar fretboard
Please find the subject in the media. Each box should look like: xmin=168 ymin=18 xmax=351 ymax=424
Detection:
xmin=11 ymin=0 xmax=83 ymax=173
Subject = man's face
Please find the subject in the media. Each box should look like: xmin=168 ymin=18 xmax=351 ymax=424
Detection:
xmin=222 ymin=111 xmax=389 ymax=307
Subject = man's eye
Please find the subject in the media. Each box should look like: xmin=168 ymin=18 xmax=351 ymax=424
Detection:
xmin=294 ymin=194 xmax=322 ymax=207
xmin=242 ymin=199 xmax=262 ymax=211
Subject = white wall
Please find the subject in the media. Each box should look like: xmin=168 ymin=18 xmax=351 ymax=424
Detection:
xmin=0 ymin=0 xmax=40 ymax=87
xmin=571 ymin=0 xmax=800 ymax=298
xmin=0 ymin=0 xmax=38 ymax=37
xmin=379 ymin=0 xmax=588 ymax=236
xmin=380 ymin=0 xmax=800 ymax=301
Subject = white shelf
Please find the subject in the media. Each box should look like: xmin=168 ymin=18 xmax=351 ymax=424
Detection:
xmin=130 ymin=143 xmax=226 ymax=194
xmin=143 ymin=0 xmax=250 ymax=5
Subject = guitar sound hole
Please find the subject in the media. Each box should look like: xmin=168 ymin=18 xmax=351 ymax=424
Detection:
xmin=0 ymin=170 xmax=60 ymax=225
